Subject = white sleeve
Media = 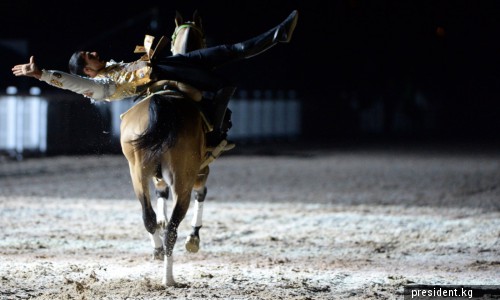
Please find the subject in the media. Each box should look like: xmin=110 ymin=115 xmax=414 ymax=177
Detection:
xmin=39 ymin=70 xmax=116 ymax=101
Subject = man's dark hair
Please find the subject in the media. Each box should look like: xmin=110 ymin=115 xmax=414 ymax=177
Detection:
xmin=68 ymin=51 xmax=86 ymax=76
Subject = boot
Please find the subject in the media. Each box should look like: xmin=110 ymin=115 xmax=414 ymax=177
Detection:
xmin=212 ymin=86 xmax=236 ymax=131
xmin=273 ymin=9 xmax=299 ymax=43
xmin=207 ymin=86 xmax=237 ymax=151
xmin=233 ymin=10 xmax=299 ymax=59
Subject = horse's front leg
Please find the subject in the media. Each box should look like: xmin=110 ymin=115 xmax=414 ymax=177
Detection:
xmin=151 ymin=177 xmax=169 ymax=260
xmin=185 ymin=167 xmax=209 ymax=253
xmin=163 ymin=190 xmax=191 ymax=287
xmin=163 ymin=220 xmax=178 ymax=287
xmin=185 ymin=186 xmax=206 ymax=253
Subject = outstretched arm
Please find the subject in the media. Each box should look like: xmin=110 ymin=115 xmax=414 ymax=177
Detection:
xmin=12 ymin=56 xmax=115 ymax=101
xmin=12 ymin=56 xmax=42 ymax=79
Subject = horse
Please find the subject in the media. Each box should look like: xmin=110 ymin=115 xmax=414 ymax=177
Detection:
xmin=150 ymin=10 xmax=209 ymax=257
xmin=120 ymin=11 xmax=211 ymax=287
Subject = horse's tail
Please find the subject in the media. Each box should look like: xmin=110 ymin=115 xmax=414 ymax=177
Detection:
xmin=131 ymin=95 xmax=180 ymax=163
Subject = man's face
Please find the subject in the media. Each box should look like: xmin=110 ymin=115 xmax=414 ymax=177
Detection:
xmin=82 ymin=51 xmax=106 ymax=77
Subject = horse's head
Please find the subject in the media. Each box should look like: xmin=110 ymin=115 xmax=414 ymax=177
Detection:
xmin=171 ymin=10 xmax=206 ymax=55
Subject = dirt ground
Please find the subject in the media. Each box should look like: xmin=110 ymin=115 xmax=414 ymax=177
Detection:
xmin=0 ymin=143 xmax=499 ymax=299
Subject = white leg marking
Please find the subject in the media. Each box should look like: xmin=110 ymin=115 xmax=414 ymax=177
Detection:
xmin=157 ymin=197 xmax=168 ymax=225
xmin=150 ymin=232 xmax=163 ymax=250
xmin=191 ymin=200 xmax=204 ymax=228
xmin=149 ymin=197 xmax=168 ymax=250
xmin=163 ymin=255 xmax=175 ymax=286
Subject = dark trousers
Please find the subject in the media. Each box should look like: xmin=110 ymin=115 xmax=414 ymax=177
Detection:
xmin=152 ymin=22 xmax=279 ymax=91
xmin=153 ymin=44 xmax=243 ymax=91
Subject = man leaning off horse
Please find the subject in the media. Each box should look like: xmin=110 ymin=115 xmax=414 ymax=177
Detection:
xmin=12 ymin=10 xmax=299 ymax=151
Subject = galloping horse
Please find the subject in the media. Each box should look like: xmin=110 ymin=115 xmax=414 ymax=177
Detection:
xmin=120 ymin=11 xmax=211 ymax=287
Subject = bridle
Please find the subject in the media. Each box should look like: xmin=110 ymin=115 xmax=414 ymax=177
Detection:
xmin=170 ymin=22 xmax=207 ymax=52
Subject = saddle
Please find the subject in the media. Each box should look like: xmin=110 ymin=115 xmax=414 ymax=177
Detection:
xmin=121 ymin=83 xmax=212 ymax=133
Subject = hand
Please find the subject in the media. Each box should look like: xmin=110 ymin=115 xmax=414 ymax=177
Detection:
xmin=12 ymin=56 xmax=42 ymax=79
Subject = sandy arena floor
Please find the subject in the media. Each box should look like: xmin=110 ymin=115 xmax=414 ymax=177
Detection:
xmin=0 ymin=144 xmax=499 ymax=299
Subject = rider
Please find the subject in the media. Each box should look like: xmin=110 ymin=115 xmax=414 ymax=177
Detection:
xmin=12 ymin=10 xmax=299 ymax=150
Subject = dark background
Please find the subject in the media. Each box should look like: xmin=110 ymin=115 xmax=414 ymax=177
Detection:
xmin=2 ymin=0 xmax=500 ymax=147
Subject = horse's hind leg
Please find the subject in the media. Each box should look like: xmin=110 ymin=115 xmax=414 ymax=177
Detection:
xmin=185 ymin=166 xmax=209 ymax=253
xmin=127 ymin=165 xmax=156 ymax=234
xmin=126 ymin=158 xmax=160 ymax=260
xmin=151 ymin=176 xmax=169 ymax=260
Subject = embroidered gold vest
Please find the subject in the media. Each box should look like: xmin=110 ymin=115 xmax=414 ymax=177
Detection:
xmin=94 ymin=35 xmax=168 ymax=100
xmin=96 ymin=59 xmax=153 ymax=100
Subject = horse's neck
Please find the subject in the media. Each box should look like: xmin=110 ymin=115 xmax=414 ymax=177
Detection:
xmin=172 ymin=27 xmax=205 ymax=55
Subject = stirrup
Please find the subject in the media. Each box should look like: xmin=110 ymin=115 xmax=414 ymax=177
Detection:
xmin=200 ymin=139 xmax=235 ymax=170
xmin=206 ymin=139 xmax=235 ymax=152
xmin=223 ymin=140 xmax=236 ymax=151
xmin=225 ymin=143 xmax=236 ymax=151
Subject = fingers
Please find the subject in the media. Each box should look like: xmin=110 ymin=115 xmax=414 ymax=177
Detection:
xmin=11 ymin=56 xmax=34 ymax=76
xmin=12 ymin=65 xmax=29 ymax=77
xmin=11 ymin=65 xmax=23 ymax=76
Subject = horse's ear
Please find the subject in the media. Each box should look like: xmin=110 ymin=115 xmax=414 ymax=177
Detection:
xmin=193 ymin=10 xmax=202 ymax=29
xmin=175 ymin=10 xmax=183 ymax=27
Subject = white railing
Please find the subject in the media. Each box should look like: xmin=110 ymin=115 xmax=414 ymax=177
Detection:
xmin=229 ymin=90 xmax=301 ymax=141
xmin=0 ymin=95 xmax=48 ymax=157
xmin=0 ymin=89 xmax=301 ymax=157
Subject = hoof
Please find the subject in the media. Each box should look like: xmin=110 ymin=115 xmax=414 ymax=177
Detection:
xmin=162 ymin=279 xmax=177 ymax=287
xmin=185 ymin=235 xmax=200 ymax=253
xmin=163 ymin=280 xmax=188 ymax=288
xmin=152 ymin=247 xmax=164 ymax=260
